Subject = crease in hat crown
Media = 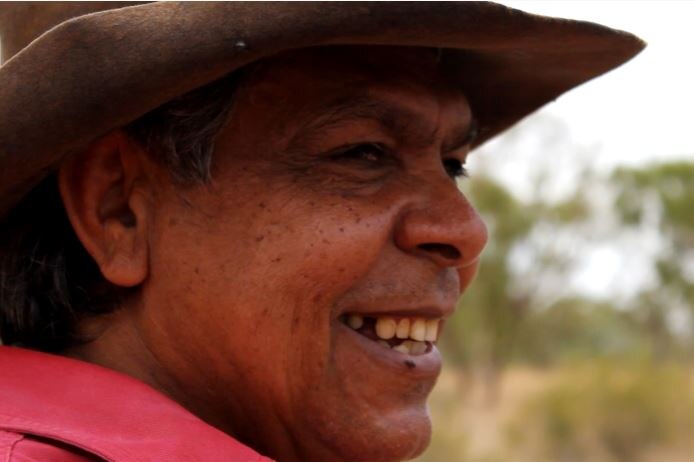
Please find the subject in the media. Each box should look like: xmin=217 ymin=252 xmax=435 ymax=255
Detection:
xmin=0 ymin=1 xmax=645 ymax=218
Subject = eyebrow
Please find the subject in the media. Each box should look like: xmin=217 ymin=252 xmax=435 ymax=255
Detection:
xmin=292 ymin=95 xmax=477 ymax=153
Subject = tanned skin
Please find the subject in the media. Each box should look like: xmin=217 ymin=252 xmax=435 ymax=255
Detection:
xmin=58 ymin=46 xmax=487 ymax=462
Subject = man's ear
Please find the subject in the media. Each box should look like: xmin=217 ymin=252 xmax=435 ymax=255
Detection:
xmin=58 ymin=130 xmax=153 ymax=287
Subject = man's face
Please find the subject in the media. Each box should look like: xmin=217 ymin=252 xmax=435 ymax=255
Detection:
xmin=140 ymin=46 xmax=487 ymax=461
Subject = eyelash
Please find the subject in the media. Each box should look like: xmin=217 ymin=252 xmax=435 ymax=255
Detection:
xmin=443 ymin=158 xmax=469 ymax=179
xmin=331 ymin=143 xmax=469 ymax=179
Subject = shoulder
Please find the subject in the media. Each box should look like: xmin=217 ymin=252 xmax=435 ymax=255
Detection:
xmin=1 ymin=430 xmax=101 ymax=461
xmin=0 ymin=347 xmax=275 ymax=462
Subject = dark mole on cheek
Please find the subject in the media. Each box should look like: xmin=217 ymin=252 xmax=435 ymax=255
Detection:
xmin=404 ymin=360 xmax=416 ymax=369
xmin=258 ymin=202 xmax=267 ymax=209
xmin=193 ymin=267 xmax=200 ymax=275
xmin=256 ymin=235 xmax=265 ymax=242
xmin=339 ymin=227 xmax=344 ymax=232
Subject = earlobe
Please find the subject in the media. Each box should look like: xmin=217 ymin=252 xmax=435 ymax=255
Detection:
xmin=99 ymin=201 xmax=148 ymax=287
xmin=58 ymin=131 xmax=151 ymax=288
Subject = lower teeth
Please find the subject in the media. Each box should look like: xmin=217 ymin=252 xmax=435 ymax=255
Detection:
xmin=377 ymin=339 xmax=428 ymax=355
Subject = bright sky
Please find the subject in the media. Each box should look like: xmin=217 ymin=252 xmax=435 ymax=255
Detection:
xmin=470 ymin=0 xmax=694 ymax=205
xmin=470 ymin=1 xmax=694 ymax=301
xmin=497 ymin=1 xmax=694 ymax=168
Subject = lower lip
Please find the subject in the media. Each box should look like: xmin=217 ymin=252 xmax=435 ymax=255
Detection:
xmin=337 ymin=323 xmax=443 ymax=378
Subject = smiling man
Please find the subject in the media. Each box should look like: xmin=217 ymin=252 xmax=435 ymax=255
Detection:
xmin=0 ymin=3 xmax=643 ymax=462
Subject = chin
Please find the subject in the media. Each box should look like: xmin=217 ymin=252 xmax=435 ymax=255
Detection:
xmin=302 ymin=403 xmax=433 ymax=462
xmin=349 ymin=415 xmax=432 ymax=462
xmin=291 ymin=321 xmax=442 ymax=461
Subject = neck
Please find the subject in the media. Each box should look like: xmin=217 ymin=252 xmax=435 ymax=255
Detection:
xmin=61 ymin=309 xmax=344 ymax=462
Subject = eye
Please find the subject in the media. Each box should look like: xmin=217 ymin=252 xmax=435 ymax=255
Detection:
xmin=331 ymin=143 xmax=387 ymax=163
xmin=442 ymin=158 xmax=469 ymax=179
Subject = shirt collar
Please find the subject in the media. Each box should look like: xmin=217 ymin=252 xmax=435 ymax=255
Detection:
xmin=0 ymin=346 xmax=273 ymax=462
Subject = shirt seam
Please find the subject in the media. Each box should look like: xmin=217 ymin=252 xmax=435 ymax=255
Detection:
xmin=1 ymin=413 xmax=271 ymax=462
xmin=0 ymin=416 xmax=122 ymax=462
xmin=1 ymin=431 xmax=24 ymax=462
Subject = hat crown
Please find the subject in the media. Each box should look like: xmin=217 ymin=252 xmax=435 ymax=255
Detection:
xmin=0 ymin=2 xmax=136 ymax=63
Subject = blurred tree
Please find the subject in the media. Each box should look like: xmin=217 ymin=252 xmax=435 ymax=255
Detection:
xmin=442 ymin=172 xmax=586 ymax=400
xmin=421 ymin=110 xmax=694 ymax=460
xmin=443 ymin=159 xmax=694 ymax=399
xmin=513 ymin=298 xmax=650 ymax=365
xmin=442 ymin=174 xmax=535 ymax=400
xmin=612 ymin=161 xmax=694 ymax=359
xmin=442 ymin=106 xmax=694 ymax=402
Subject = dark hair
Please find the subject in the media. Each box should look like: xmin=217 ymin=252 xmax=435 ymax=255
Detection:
xmin=0 ymin=71 xmax=242 ymax=351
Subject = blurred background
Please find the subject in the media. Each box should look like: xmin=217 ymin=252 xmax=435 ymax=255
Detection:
xmin=415 ymin=2 xmax=694 ymax=461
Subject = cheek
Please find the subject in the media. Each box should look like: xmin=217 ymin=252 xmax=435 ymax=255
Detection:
xmin=146 ymin=192 xmax=397 ymax=366
xmin=245 ymin=196 xmax=396 ymax=308
xmin=458 ymin=260 xmax=481 ymax=293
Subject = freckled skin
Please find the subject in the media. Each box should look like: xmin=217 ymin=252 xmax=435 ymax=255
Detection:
xmin=63 ymin=46 xmax=488 ymax=462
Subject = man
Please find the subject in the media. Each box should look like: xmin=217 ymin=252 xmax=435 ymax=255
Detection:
xmin=0 ymin=3 xmax=643 ymax=462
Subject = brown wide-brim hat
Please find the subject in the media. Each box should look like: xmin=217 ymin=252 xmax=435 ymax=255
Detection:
xmin=0 ymin=2 xmax=644 ymax=217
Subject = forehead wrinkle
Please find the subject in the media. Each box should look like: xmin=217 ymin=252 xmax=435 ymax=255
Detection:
xmin=291 ymin=95 xmax=442 ymax=149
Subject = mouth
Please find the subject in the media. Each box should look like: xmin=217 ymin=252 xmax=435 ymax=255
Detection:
xmin=340 ymin=313 xmax=440 ymax=356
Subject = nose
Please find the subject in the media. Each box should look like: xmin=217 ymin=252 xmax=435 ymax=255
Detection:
xmin=394 ymin=182 xmax=487 ymax=269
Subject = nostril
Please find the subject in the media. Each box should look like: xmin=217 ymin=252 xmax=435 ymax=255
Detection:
xmin=418 ymin=243 xmax=461 ymax=261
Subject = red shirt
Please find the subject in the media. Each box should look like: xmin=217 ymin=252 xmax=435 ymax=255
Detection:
xmin=0 ymin=346 xmax=275 ymax=461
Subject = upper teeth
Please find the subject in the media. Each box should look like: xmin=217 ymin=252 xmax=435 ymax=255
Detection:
xmin=350 ymin=315 xmax=440 ymax=343
xmin=347 ymin=314 xmax=364 ymax=330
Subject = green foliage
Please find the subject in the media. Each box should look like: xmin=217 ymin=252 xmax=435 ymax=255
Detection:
xmin=613 ymin=162 xmax=694 ymax=235
xmin=443 ymin=172 xmax=615 ymax=372
xmin=512 ymin=299 xmax=650 ymax=366
xmin=443 ymin=160 xmax=694 ymax=373
xmin=442 ymin=175 xmax=533 ymax=369
xmin=467 ymin=176 xmax=535 ymax=246
xmin=545 ymin=195 xmax=590 ymax=224
xmin=424 ymin=111 xmax=694 ymax=459
xmin=508 ymin=361 xmax=694 ymax=462
xmin=612 ymin=161 xmax=694 ymax=357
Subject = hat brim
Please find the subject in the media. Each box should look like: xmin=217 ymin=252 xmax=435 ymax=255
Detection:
xmin=0 ymin=1 xmax=645 ymax=216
